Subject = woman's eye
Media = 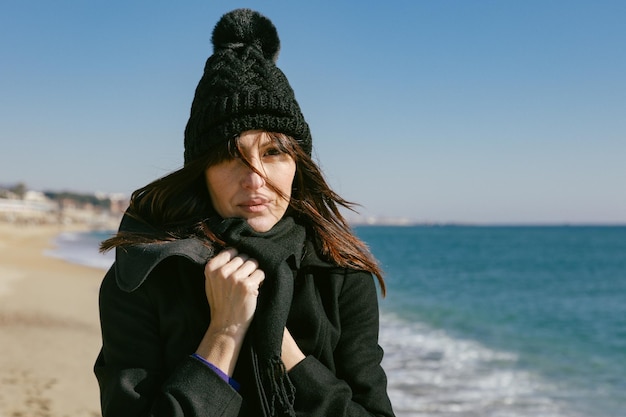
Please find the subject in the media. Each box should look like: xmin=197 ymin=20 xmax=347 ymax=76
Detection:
xmin=264 ymin=147 xmax=283 ymax=157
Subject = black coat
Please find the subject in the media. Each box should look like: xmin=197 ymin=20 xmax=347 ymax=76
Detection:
xmin=94 ymin=233 xmax=395 ymax=417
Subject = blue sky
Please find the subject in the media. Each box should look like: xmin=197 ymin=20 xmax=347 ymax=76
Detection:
xmin=1 ymin=1 xmax=625 ymax=224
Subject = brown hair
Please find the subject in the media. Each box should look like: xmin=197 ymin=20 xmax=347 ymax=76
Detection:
xmin=101 ymin=133 xmax=385 ymax=295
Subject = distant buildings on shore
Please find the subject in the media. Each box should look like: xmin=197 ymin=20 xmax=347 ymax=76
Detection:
xmin=0 ymin=183 xmax=434 ymax=229
xmin=0 ymin=183 xmax=128 ymax=229
xmin=344 ymin=214 xmax=417 ymax=226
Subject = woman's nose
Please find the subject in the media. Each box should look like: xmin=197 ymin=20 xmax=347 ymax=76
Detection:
xmin=241 ymin=160 xmax=266 ymax=190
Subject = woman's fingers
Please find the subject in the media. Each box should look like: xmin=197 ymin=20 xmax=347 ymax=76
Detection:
xmin=206 ymin=250 xmax=261 ymax=286
xmin=205 ymin=248 xmax=239 ymax=274
xmin=230 ymin=256 xmax=258 ymax=280
xmin=246 ymin=269 xmax=265 ymax=295
xmin=202 ymin=248 xmax=268 ymax=341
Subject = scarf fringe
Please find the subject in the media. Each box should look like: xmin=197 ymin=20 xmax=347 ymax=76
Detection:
xmin=267 ymin=356 xmax=296 ymax=417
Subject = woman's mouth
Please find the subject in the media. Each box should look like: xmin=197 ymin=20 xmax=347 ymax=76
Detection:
xmin=239 ymin=199 xmax=270 ymax=213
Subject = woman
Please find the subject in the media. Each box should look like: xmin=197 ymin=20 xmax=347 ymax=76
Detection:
xmin=95 ymin=8 xmax=395 ymax=417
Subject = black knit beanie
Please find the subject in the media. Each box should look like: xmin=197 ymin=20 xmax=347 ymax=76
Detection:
xmin=184 ymin=9 xmax=312 ymax=164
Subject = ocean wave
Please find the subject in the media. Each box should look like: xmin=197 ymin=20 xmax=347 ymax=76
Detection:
xmin=379 ymin=312 xmax=579 ymax=417
xmin=45 ymin=230 xmax=114 ymax=270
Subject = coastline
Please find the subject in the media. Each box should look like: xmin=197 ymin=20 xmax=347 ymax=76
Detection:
xmin=0 ymin=223 xmax=103 ymax=416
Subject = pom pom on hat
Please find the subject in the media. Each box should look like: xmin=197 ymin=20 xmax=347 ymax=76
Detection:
xmin=184 ymin=9 xmax=311 ymax=163
xmin=211 ymin=8 xmax=280 ymax=62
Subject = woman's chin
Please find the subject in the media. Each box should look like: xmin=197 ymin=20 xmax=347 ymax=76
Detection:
xmin=246 ymin=216 xmax=281 ymax=233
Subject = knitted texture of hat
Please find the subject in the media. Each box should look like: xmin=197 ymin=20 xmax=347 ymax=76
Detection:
xmin=184 ymin=9 xmax=312 ymax=164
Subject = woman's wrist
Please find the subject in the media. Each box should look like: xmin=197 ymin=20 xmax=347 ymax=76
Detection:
xmin=190 ymin=353 xmax=241 ymax=391
xmin=195 ymin=325 xmax=246 ymax=376
xmin=281 ymin=328 xmax=306 ymax=371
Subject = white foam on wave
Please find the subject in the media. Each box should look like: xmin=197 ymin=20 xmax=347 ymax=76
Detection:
xmin=45 ymin=231 xmax=114 ymax=270
xmin=54 ymin=231 xmax=81 ymax=242
xmin=379 ymin=312 xmax=580 ymax=417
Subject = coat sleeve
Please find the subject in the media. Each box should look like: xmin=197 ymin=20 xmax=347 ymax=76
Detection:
xmin=94 ymin=265 xmax=242 ymax=417
xmin=288 ymin=270 xmax=395 ymax=417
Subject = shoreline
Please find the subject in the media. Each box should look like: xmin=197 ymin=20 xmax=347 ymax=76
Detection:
xmin=0 ymin=223 xmax=103 ymax=416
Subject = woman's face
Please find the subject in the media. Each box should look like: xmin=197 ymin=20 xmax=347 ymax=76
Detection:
xmin=205 ymin=130 xmax=297 ymax=232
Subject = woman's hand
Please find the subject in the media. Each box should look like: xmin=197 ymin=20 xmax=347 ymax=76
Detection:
xmin=195 ymin=248 xmax=265 ymax=375
xmin=204 ymin=247 xmax=265 ymax=335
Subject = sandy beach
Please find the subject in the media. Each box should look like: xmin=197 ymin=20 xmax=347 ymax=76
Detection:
xmin=0 ymin=223 xmax=103 ymax=417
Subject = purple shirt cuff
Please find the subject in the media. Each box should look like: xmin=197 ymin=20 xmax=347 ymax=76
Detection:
xmin=191 ymin=353 xmax=241 ymax=391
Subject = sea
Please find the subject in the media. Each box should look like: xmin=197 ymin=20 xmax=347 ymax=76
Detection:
xmin=46 ymin=225 xmax=626 ymax=417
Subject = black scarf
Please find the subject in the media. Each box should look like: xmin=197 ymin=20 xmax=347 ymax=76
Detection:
xmin=210 ymin=216 xmax=306 ymax=417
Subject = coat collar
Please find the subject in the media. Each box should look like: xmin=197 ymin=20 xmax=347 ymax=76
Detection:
xmin=114 ymin=215 xmax=214 ymax=292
